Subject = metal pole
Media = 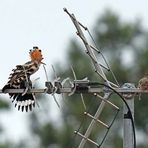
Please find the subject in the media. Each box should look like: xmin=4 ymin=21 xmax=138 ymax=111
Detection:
xmin=123 ymin=98 xmax=134 ymax=148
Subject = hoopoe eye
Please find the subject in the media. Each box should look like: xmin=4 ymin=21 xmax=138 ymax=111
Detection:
xmin=39 ymin=50 xmax=41 ymax=52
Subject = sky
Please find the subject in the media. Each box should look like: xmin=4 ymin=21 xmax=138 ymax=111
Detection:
xmin=0 ymin=0 xmax=148 ymax=144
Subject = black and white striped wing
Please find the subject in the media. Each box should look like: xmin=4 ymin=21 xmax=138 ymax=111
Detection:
xmin=2 ymin=61 xmax=39 ymax=112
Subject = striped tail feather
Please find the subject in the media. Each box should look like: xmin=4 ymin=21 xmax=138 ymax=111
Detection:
xmin=14 ymin=93 xmax=35 ymax=112
xmin=2 ymin=83 xmax=36 ymax=112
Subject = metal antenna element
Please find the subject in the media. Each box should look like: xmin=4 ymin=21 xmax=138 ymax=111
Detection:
xmin=63 ymin=8 xmax=116 ymax=87
xmin=52 ymin=93 xmax=60 ymax=108
xmin=32 ymin=77 xmax=40 ymax=85
xmin=70 ymin=66 xmax=77 ymax=80
xmin=51 ymin=65 xmax=58 ymax=80
xmin=32 ymin=77 xmax=40 ymax=108
xmin=1 ymin=85 xmax=146 ymax=94
xmin=43 ymin=64 xmax=49 ymax=81
xmin=63 ymin=8 xmax=121 ymax=148
xmin=51 ymin=65 xmax=61 ymax=108
xmin=43 ymin=64 xmax=60 ymax=108
xmin=70 ymin=65 xmax=86 ymax=110
xmin=86 ymin=29 xmax=120 ymax=86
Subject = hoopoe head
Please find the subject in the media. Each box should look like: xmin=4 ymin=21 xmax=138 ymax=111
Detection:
xmin=29 ymin=46 xmax=43 ymax=63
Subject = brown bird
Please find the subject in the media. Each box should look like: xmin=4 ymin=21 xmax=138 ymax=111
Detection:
xmin=138 ymin=74 xmax=148 ymax=90
xmin=2 ymin=46 xmax=44 ymax=112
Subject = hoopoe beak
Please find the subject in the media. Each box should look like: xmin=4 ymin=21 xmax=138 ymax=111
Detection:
xmin=41 ymin=61 xmax=46 ymax=65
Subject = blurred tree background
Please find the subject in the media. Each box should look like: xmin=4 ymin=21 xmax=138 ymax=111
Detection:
xmin=1 ymin=9 xmax=148 ymax=148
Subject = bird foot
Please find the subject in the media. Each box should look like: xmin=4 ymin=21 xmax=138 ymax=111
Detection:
xmin=22 ymin=87 xmax=29 ymax=96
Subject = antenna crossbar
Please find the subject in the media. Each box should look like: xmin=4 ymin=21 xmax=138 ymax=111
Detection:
xmin=74 ymin=131 xmax=100 ymax=147
xmin=78 ymin=93 xmax=111 ymax=148
xmin=95 ymin=93 xmax=119 ymax=110
xmin=84 ymin=112 xmax=109 ymax=128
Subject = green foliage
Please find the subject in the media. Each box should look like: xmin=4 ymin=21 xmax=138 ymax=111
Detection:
xmin=94 ymin=9 xmax=142 ymax=51
xmin=0 ymin=98 xmax=10 ymax=148
xmin=0 ymin=144 xmax=10 ymax=148
xmin=0 ymin=142 xmax=17 ymax=148
xmin=0 ymin=100 xmax=10 ymax=110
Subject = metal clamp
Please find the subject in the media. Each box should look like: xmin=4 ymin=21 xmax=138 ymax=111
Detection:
xmin=122 ymin=83 xmax=136 ymax=99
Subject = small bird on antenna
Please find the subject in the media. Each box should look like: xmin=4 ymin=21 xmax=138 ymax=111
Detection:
xmin=138 ymin=74 xmax=148 ymax=90
xmin=2 ymin=46 xmax=45 ymax=112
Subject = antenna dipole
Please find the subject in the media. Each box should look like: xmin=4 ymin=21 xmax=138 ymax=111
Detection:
xmin=64 ymin=8 xmax=111 ymax=86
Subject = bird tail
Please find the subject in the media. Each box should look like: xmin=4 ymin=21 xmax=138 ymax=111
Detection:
xmin=2 ymin=84 xmax=35 ymax=112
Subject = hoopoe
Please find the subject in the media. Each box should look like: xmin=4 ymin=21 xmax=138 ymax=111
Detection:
xmin=138 ymin=74 xmax=148 ymax=90
xmin=2 ymin=46 xmax=44 ymax=112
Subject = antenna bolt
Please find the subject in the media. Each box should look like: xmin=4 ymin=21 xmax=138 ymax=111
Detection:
xmin=84 ymin=112 xmax=87 ymax=115
xmin=84 ymin=27 xmax=88 ymax=30
xmin=76 ymin=31 xmax=79 ymax=35
xmin=63 ymin=8 xmax=67 ymax=12
xmin=94 ymin=93 xmax=97 ymax=96
xmin=85 ymin=50 xmax=89 ymax=54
